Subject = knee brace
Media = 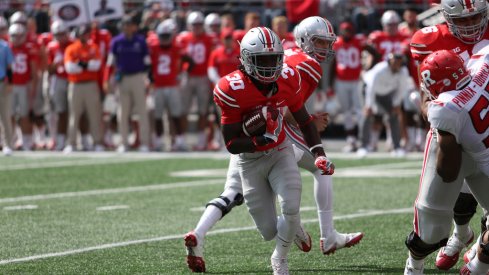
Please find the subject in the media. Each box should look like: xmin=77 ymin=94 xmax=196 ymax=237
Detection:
xmin=205 ymin=193 xmax=244 ymax=218
xmin=405 ymin=231 xmax=448 ymax=260
xmin=453 ymin=193 xmax=478 ymax=225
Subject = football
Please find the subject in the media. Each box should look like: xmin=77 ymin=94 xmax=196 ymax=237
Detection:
xmin=242 ymin=106 xmax=278 ymax=136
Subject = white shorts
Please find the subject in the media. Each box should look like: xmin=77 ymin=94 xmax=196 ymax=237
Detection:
xmin=181 ymin=76 xmax=210 ymax=115
xmin=50 ymin=76 xmax=69 ymax=113
xmin=11 ymin=84 xmax=29 ymax=117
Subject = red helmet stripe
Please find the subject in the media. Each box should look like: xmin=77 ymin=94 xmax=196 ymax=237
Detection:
xmin=464 ymin=0 xmax=473 ymax=9
xmin=260 ymin=27 xmax=273 ymax=48
xmin=325 ymin=20 xmax=333 ymax=34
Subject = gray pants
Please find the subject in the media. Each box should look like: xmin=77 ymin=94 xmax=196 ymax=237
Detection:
xmin=237 ymin=139 xmax=302 ymax=242
xmin=0 ymin=83 xmax=13 ymax=148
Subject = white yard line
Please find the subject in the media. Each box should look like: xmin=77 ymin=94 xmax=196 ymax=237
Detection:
xmin=0 ymin=179 xmax=223 ymax=204
xmin=96 ymin=205 xmax=129 ymax=211
xmin=0 ymin=207 xmax=412 ymax=265
xmin=3 ymin=205 xmax=38 ymax=211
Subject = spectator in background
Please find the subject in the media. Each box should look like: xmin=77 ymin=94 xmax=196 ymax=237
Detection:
xmin=105 ymin=15 xmax=151 ymax=153
xmin=176 ymin=11 xmax=214 ymax=151
xmin=330 ymin=21 xmax=365 ymax=153
xmin=0 ymin=34 xmax=13 ymax=155
xmin=233 ymin=12 xmax=260 ymax=42
xmin=0 ymin=16 xmax=8 ymax=40
xmin=94 ymin=0 xmax=116 ymax=17
xmin=271 ymin=16 xmax=295 ymax=50
xmin=357 ymin=53 xmax=411 ymax=158
xmin=63 ymin=25 xmax=103 ymax=153
xmin=220 ymin=13 xmax=236 ymax=31
xmin=398 ymin=8 xmax=420 ymax=37
xmin=204 ymin=13 xmax=221 ymax=48
xmin=285 ymin=0 xmax=319 ymax=30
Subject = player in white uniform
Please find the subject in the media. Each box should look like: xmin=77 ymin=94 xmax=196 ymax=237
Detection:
xmin=184 ymin=17 xmax=363 ymax=274
xmin=404 ymin=50 xmax=489 ymax=275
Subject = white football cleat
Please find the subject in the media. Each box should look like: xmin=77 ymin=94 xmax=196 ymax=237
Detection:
xmin=463 ymin=241 xmax=478 ymax=264
xmin=2 ymin=146 xmax=12 ymax=156
xmin=184 ymin=231 xmax=205 ymax=273
xmin=63 ymin=145 xmax=73 ymax=154
xmin=271 ymin=257 xmax=289 ymax=275
xmin=320 ymin=230 xmax=364 ymax=255
xmin=436 ymin=229 xmax=474 ymax=270
xmin=356 ymin=147 xmax=368 ymax=158
xmin=116 ymin=145 xmax=127 ymax=153
xmin=404 ymin=258 xmax=424 ymax=275
xmin=294 ymin=223 xmax=312 ymax=252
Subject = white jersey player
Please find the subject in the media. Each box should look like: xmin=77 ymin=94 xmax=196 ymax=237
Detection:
xmin=404 ymin=50 xmax=489 ymax=275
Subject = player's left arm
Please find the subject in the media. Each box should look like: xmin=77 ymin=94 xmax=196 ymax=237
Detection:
xmin=436 ymin=129 xmax=462 ymax=183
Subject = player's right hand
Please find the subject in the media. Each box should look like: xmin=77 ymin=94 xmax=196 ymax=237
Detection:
xmin=313 ymin=112 xmax=329 ymax=132
xmin=314 ymin=156 xmax=335 ymax=175
xmin=263 ymin=108 xmax=283 ymax=143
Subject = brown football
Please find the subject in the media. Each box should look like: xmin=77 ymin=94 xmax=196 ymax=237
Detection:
xmin=242 ymin=106 xmax=278 ymax=136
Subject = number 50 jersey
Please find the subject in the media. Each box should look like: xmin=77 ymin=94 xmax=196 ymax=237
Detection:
xmin=428 ymin=54 xmax=489 ymax=176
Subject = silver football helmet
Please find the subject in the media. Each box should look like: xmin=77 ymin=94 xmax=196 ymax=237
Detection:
xmin=51 ymin=20 xmax=67 ymax=35
xmin=239 ymin=27 xmax=284 ymax=83
xmin=294 ymin=16 xmax=336 ymax=62
xmin=9 ymin=11 xmax=27 ymax=25
xmin=156 ymin=19 xmax=177 ymax=44
xmin=8 ymin=23 xmax=26 ymax=45
xmin=204 ymin=13 xmax=221 ymax=34
xmin=441 ymin=0 xmax=488 ymax=44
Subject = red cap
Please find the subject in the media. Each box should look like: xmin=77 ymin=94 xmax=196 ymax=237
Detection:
xmin=339 ymin=22 xmax=354 ymax=32
xmin=220 ymin=27 xmax=234 ymax=39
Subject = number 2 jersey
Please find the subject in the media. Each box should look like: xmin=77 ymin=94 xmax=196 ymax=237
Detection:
xmin=213 ymin=67 xmax=303 ymax=152
xmin=427 ymin=54 xmax=489 ymax=176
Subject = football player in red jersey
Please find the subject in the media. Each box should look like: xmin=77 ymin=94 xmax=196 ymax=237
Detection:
xmin=330 ymin=21 xmax=366 ymax=152
xmin=271 ymin=16 xmax=295 ymax=50
xmin=184 ymin=18 xmax=363 ymax=274
xmin=407 ymin=0 xmax=489 ymax=271
xmin=176 ymin=11 xmax=215 ymax=151
xmin=149 ymin=19 xmax=191 ymax=151
xmin=8 ymin=24 xmax=38 ymax=151
xmin=46 ymin=21 xmax=73 ymax=151
xmin=367 ymin=10 xmax=410 ymax=63
xmin=212 ymin=26 xmax=332 ymax=275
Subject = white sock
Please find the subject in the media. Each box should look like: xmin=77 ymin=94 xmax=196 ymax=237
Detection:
xmin=346 ymin=135 xmax=356 ymax=145
xmin=454 ymin=222 xmax=471 ymax=243
xmin=198 ymin=131 xmax=206 ymax=147
xmin=36 ymin=125 xmax=46 ymax=143
xmin=313 ymin=171 xmax=334 ymax=238
xmin=408 ymin=254 xmax=424 ymax=270
xmin=22 ymin=134 xmax=33 ymax=150
xmin=56 ymin=134 xmax=65 ymax=148
xmin=370 ymin=130 xmax=380 ymax=150
xmin=175 ymin=135 xmax=185 ymax=146
xmin=273 ymin=215 xmax=296 ymax=259
xmin=81 ymin=134 xmax=91 ymax=150
xmin=467 ymin=255 xmax=489 ymax=274
xmin=194 ymin=205 xmax=222 ymax=238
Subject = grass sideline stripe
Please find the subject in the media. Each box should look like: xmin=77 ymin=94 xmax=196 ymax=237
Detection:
xmin=0 ymin=207 xmax=412 ymax=265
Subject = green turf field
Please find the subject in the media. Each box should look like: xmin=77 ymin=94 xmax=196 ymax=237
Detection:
xmin=0 ymin=152 xmax=478 ymax=274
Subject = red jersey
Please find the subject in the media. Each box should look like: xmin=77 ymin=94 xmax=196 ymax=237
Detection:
xmin=10 ymin=43 xmax=37 ymax=85
xmin=176 ymin=32 xmax=214 ymax=76
xmin=47 ymin=40 xmax=73 ymax=79
xmin=149 ymin=42 xmax=183 ymax=87
xmin=410 ymin=23 xmax=489 ymax=64
xmin=284 ymin=47 xmax=322 ymax=102
xmin=213 ymin=68 xmax=303 ymax=151
xmin=368 ymin=30 xmax=410 ymax=61
xmin=146 ymin=31 xmax=159 ymax=47
xmin=233 ymin=29 xmax=246 ymax=43
xmin=208 ymin=45 xmax=240 ymax=78
xmin=90 ymin=29 xmax=112 ymax=60
xmin=333 ymin=35 xmax=365 ymax=81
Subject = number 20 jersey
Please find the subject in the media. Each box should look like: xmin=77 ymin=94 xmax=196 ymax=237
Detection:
xmin=213 ymin=67 xmax=303 ymax=151
xmin=427 ymin=54 xmax=489 ymax=176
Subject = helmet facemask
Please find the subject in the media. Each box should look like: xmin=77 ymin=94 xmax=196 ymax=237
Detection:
xmin=241 ymin=50 xmax=283 ymax=83
xmin=444 ymin=7 xmax=489 ymax=44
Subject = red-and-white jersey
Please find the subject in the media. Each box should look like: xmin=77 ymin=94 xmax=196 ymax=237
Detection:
xmin=176 ymin=32 xmax=214 ymax=76
xmin=427 ymin=55 xmax=489 ymax=176
xmin=208 ymin=32 xmax=221 ymax=49
xmin=149 ymin=42 xmax=183 ymax=87
xmin=47 ymin=40 xmax=73 ymax=79
xmin=213 ymin=67 xmax=303 ymax=151
xmin=368 ymin=30 xmax=409 ymax=61
xmin=410 ymin=24 xmax=489 ymax=64
xmin=10 ymin=43 xmax=37 ymax=85
xmin=333 ymin=35 xmax=365 ymax=81
xmin=208 ymin=45 xmax=240 ymax=78
xmin=284 ymin=47 xmax=322 ymax=102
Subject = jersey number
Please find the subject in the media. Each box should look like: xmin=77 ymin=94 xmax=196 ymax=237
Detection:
xmin=225 ymin=73 xmax=244 ymax=90
xmin=336 ymin=47 xmax=360 ymax=69
xmin=188 ymin=43 xmax=206 ymax=64
xmin=12 ymin=53 xmax=28 ymax=74
xmin=468 ymin=95 xmax=489 ymax=148
xmin=157 ymin=55 xmax=171 ymax=75
xmin=379 ymin=41 xmax=403 ymax=60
